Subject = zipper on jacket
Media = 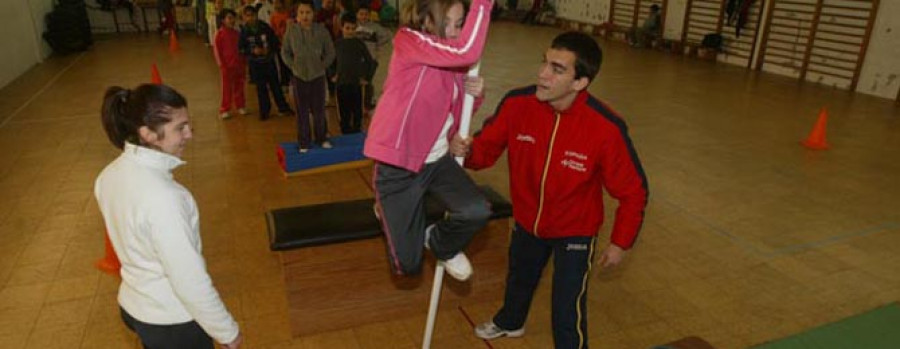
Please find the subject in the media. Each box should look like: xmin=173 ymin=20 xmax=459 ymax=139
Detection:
xmin=532 ymin=112 xmax=561 ymax=236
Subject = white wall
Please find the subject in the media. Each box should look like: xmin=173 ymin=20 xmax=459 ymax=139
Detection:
xmin=856 ymin=0 xmax=900 ymax=100
xmin=664 ymin=0 xmax=687 ymax=40
xmin=0 ymin=0 xmax=54 ymax=89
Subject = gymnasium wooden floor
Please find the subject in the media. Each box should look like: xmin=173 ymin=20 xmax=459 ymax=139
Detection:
xmin=0 ymin=22 xmax=898 ymax=348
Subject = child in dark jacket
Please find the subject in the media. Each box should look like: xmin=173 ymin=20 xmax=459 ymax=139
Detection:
xmin=333 ymin=14 xmax=375 ymax=134
xmin=354 ymin=5 xmax=391 ymax=109
xmin=240 ymin=5 xmax=294 ymax=120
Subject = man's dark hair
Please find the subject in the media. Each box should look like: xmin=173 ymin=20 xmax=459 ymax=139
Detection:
xmin=243 ymin=4 xmax=259 ymax=14
xmin=551 ymin=31 xmax=603 ymax=83
xmin=650 ymin=4 xmax=660 ymax=12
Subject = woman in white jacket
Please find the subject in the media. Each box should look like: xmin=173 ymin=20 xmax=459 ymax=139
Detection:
xmin=95 ymin=84 xmax=242 ymax=349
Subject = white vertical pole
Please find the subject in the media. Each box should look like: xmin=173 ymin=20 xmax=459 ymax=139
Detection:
xmin=422 ymin=62 xmax=481 ymax=349
xmin=455 ymin=63 xmax=481 ymax=166
xmin=422 ymin=264 xmax=445 ymax=349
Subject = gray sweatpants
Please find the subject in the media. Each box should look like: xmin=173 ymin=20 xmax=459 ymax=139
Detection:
xmin=373 ymin=155 xmax=492 ymax=276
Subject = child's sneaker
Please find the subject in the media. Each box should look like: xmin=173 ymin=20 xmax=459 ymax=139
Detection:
xmin=237 ymin=108 xmax=248 ymax=115
xmin=298 ymin=147 xmax=308 ymax=154
xmin=220 ymin=112 xmax=231 ymax=120
xmin=441 ymin=251 xmax=473 ymax=281
xmin=425 ymin=224 xmax=472 ymax=281
xmin=474 ymin=322 xmax=525 ymax=340
xmin=321 ymin=141 xmax=333 ymax=149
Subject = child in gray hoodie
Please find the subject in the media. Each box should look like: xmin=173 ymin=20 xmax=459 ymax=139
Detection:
xmin=281 ymin=0 xmax=335 ymax=152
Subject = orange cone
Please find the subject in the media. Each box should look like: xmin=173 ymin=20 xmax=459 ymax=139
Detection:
xmin=169 ymin=30 xmax=180 ymax=53
xmin=151 ymin=63 xmax=163 ymax=84
xmin=96 ymin=233 xmax=121 ymax=275
xmin=801 ymin=107 xmax=829 ymax=150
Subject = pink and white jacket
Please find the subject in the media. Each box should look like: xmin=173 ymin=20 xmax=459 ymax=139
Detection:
xmin=363 ymin=0 xmax=494 ymax=172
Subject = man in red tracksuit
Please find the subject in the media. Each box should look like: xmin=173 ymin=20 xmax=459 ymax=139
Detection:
xmin=452 ymin=31 xmax=649 ymax=348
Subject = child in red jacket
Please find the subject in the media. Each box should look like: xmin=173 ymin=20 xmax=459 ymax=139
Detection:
xmin=214 ymin=9 xmax=247 ymax=119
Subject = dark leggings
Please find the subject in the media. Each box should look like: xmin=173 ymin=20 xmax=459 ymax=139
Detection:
xmin=121 ymin=308 xmax=213 ymax=349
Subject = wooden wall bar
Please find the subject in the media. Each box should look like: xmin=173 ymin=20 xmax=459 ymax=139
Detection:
xmin=682 ymin=0 xmax=725 ymax=45
xmin=756 ymin=0 xmax=880 ymax=89
xmin=609 ymin=0 xmax=669 ymax=33
xmin=718 ymin=0 xmax=764 ymax=68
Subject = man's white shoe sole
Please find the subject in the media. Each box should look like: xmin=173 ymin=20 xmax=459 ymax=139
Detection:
xmin=475 ymin=328 xmax=525 ymax=340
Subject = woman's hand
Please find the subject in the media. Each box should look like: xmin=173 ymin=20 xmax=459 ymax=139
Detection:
xmin=224 ymin=333 xmax=243 ymax=349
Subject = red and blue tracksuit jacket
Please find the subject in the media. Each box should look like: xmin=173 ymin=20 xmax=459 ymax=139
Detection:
xmin=465 ymin=86 xmax=649 ymax=249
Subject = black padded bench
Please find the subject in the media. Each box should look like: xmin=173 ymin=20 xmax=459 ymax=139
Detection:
xmin=266 ymin=186 xmax=513 ymax=251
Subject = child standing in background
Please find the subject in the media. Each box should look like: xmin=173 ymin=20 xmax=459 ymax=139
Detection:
xmin=253 ymin=0 xmax=275 ymax=23
xmin=269 ymin=0 xmax=294 ymax=89
xmin=281 ymin=0 xmax=335 ymax=152
xmin=269 ymin=0 xmax=292 ymax=38
xmin=316 ymin=0 xmax=339 ymax=38
xmin=333 ymin=13 xmax=374 ymax=134
xmin=214 ymin=9 xmax=247 ymax=120
xmin=240 ymin=5 xmax=293 ymax=120
xmin=354 ymin=5 xmax=391 ymax=109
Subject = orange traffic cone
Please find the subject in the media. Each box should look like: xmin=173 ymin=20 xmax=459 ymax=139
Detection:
xmin=96 ymin=233 xmax=121 ymax=275
xmin=801 ymin=107 xmax=829 ymax=150
xmin=169 ymin=30 xmax=180 ymax=53
xmin=151 ymin=63 xmax=163 ymax=84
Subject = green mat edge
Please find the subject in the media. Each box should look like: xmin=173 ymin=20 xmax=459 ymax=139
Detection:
xmin=752 ymin=302 xmax=900 ymax=349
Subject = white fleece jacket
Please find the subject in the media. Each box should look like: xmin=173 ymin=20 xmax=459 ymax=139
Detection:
xmin=95 ymin=143 xmax=239 ymax=344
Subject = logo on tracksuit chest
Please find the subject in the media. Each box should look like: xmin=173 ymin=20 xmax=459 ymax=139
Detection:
xmin=561 ymin=150 xmax=588 ymax=173
xmin=515 ymin=133 xmax=536 ymax=144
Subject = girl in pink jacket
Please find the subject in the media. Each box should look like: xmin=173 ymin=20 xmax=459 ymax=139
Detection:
xmin=364 ymin=0 xmax=494 ymax=280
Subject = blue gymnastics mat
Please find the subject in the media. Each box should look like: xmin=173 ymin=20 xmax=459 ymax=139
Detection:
xmin=277 ymin=133 xmax=371 ymax=176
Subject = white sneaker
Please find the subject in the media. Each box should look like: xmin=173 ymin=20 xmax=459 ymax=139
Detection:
xmin=425 ymin=224 xmax=473 ymax=281
xmin=441 ymin=252 xmax=472 ymax=281
xmin=220 ymin=112 xmax=231 ymax=120
xmin=474 ymin=322 xmax=525 ymax=340
xmin=321 ymin=141 xmax=333 ymax=149
xmin=298 ymin=147 xmax=308 ymax=154
xmin=237 ymin=108 xmax=248 ymax=115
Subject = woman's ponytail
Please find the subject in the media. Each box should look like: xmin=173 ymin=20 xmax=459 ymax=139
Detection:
xmin=101 ymin=86 xmax=132 ymax=149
